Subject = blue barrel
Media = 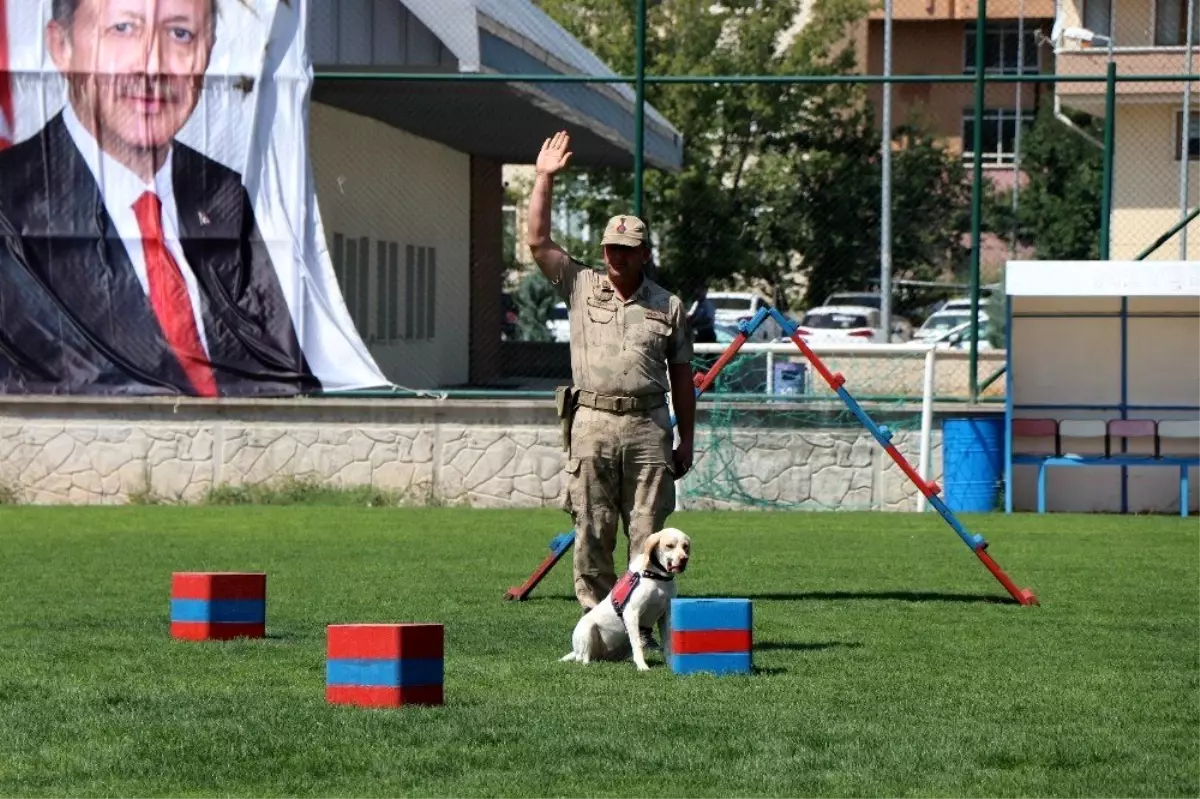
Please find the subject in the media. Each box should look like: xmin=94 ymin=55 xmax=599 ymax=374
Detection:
xmin=942 ymin=416 xmax=1004 ymax=513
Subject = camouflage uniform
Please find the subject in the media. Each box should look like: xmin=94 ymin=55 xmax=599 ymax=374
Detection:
xmin=552 ymin=215 xmax=693 ymax=610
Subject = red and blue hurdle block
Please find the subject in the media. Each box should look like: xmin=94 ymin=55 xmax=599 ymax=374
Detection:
xmin=170 ymin=572 xmax=266 ymax=641
xmin=326 ymin=624 xmax=444 ymax=708
xmin=669 ymin=598 xmax=753 ymax=676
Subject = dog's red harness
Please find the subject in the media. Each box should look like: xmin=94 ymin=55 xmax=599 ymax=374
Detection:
xmin=610 ymin=571 xmax=641 ymax=617
xmin=610 ymin=557 xmax=673 ymax=618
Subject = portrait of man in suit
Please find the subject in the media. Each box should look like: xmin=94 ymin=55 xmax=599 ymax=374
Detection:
xmin=0 ymin=0 xmax=321 ymax=396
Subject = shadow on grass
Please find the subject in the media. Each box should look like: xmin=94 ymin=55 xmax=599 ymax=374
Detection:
xmin=515 ymin=590 xmax=1016 ymax=605
xmin=755 ymin=640 xmax=861 ymax=653
xmin=705 ymin=590 xmax=1018 ymax=605
xmin=506 ymin=594 xmax=581 ymax=604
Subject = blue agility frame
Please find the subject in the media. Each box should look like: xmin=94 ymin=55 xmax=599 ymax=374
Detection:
xmin=697 ymin=307 xmax=1037 ymax=604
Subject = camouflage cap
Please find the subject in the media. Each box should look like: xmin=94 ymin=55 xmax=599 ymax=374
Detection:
xmin=601 ymin=214 xmax=647 ymax=247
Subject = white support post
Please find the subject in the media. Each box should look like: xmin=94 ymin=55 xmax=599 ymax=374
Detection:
xmin=917 ymin=345 xmax=937 ymax=512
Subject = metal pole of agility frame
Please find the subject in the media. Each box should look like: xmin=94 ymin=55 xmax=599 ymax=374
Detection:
xmin=967 ymin=0 xmax=988 ymax=403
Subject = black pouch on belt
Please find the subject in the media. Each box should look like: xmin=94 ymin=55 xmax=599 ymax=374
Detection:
xmin=555 ymin=386 xmax=577 ymax=452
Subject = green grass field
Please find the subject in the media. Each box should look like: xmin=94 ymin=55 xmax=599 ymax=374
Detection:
xmin=0 ymin=506 xmax=1196 ymax=798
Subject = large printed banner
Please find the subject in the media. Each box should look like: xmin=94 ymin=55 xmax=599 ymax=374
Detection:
xmin=0 ymin=0 xmax=388 ymax=396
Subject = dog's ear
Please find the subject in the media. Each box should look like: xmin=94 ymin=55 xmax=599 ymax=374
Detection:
xmin=642 ymin=531 xmax=662 ymax=560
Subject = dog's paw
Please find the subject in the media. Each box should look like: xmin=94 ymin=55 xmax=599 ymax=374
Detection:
xmin=635 ymin=661 xmax=651 ymax=672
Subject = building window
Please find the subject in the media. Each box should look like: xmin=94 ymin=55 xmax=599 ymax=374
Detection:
xmin=331 ymin=232 xmax=370 ymax=336
xmin=962 ymin=108 xmax=1029 ymax=165
xmin=330 ymin=233 xmax=435 ymax=342
xmin=963 ymin=23 xmax=1040 ymax=74
xmin=376 ymin=241 xmax=400 ymax=341
xmin=405 ymin=244 xmax=437 ymax=341
xmin=1156 ymin=0 xmax=1200 ymax=46
xmin=1081 ymin=0 xmax=1113 ymax=38
xmin=1176 ymin=111 xmax=1200 ymax=161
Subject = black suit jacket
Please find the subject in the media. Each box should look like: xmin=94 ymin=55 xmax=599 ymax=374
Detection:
xmin=0 ymin=112 xmax=321 ymax=396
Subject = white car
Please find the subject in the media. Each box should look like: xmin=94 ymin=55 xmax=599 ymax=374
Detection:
xmin=938 ymin=287 xmax=997 ymax=313
xmin=706 ymin=291 xmax=780 ymax=341
xmin=915 ymin=309 xmax=992 ymax=350
xmin=793 ymin=305 xmax=884 ymax=343
xmin=821 ymin=291 xmax=913 ymax=341
xmin=547 ymin=302 xmax=570 ymax=343
xmin=939 ymin=297 xmax=974 ymax=313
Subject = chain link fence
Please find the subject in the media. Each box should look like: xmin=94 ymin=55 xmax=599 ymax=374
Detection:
xmin=308 ymin=0 xmax=1198 ymax=403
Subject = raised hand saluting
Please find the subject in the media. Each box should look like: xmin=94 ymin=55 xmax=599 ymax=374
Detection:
xmin=536 ymin=130 xmax=573 ymax=176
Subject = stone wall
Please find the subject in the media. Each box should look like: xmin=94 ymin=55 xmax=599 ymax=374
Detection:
xmin=682 ymin=426 xmax=940 ymax=511
xmin=0 ymin=397 xmax=968 ymax=511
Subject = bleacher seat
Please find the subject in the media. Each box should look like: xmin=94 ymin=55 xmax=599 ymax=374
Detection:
xmin=1010 ymin=417 xmax=1198 ymax=517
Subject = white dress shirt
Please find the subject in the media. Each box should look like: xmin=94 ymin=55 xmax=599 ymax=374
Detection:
xmin=61 ymin=104 xmax=210 ymax=356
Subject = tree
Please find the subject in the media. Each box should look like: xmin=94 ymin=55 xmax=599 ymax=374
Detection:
xmin=513 ymin=269 xmax=559 ymax=342
xmin=991 ymin=104 xmax=1104 ymax=260
xmin=535 ymin=0 xmax=971 ymax=313
xmin=535 ymin=0 xmax=869 ymax=299
xmin=753 ymin=111 xmax=972 ymax=312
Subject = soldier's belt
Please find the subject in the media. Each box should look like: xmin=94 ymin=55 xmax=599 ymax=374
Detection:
xmin=573 ymin=389 xmax=666 ymax=414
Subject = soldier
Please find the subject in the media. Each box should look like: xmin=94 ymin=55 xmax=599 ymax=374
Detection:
xmin=526 ymin=130 xmax=697 ymax=651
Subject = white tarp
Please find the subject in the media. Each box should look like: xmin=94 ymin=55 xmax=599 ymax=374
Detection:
xmin=0 ymin=0 xmax=389 ymax=396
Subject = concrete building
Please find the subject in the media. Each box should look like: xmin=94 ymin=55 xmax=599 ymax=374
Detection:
xmin=860 ymin=0 xmax=1057 ymax=191
xmin=307 ymin=0 xmax=683 ymax=390
xmin=1052 ymin=0 xmax=1200 ymax=259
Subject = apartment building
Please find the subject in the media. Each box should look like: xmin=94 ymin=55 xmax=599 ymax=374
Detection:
xmin=1053 ymin=0 xmax=1199 ymax=259
xmin=860 ymin=0 xmax=1057 ymax=191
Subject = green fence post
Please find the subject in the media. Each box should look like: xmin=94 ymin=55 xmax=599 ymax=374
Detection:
xmin=968 ymin=0 xmax=988 ymax=403
xmin=1099 ymin=60 xmax=1117 ymax=259
xmin=634 ymin=0 xmax=647 ymax=217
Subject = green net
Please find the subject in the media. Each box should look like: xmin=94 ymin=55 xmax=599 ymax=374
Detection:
xmin=678 ymin=345 xmax=949 ymax=512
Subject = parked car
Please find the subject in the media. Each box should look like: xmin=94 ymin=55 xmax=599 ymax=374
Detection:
xmin=707 ymin=291 xmax=781 ymax=341
xmin=934 ymin=286 xmax=997 ymax=314
xmin=821 ymin=291 xmax=913 ymax=341
xmin=823 ymin=290 xmax=883 ymax=309
xmin=938 ymin=297 xmax=973 ymax=313
xmin=914 ymin=309 xmax=993 ymax=350
xmin=546 ymin=302 xmax=570 ymax=343
xmin=713 ymin=321 xmax=742 ymax=343
xmin=793 ymin=305 xmax=884 ymax=343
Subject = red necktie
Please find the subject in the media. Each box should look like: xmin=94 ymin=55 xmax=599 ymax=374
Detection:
xmin=133 ymin=191 xmax=218 ymax=397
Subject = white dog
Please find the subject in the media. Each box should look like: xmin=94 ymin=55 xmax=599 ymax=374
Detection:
xmin=561 ymin=528 xmax=691 ymax=671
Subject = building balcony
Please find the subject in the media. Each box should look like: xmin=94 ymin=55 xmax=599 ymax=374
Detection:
xmin=1055 ymin=46 xmax=1200 ymax=109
